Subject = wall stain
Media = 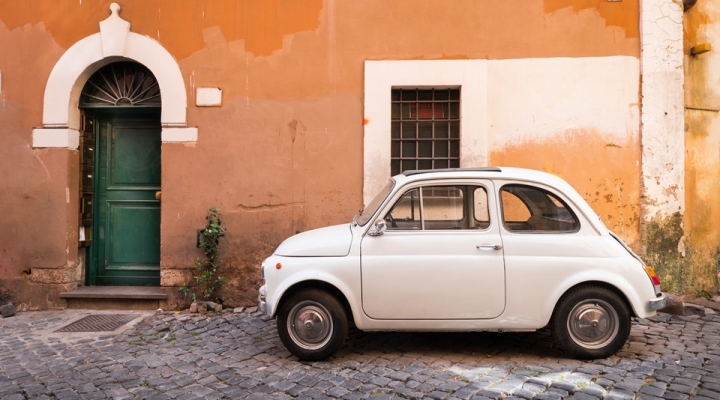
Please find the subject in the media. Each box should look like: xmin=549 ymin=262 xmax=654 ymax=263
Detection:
xmin=683 ymin=0 xmax=720 ymax=296
xmin=543 ymin=0 xmax=639 ymax=39
xmin=490 ymin=129 xmax=641 ymax=247
xmin=0 ymin=0 xmax=323 ymax=59
xmin=641 ymin=213 xmax=718 ymax=296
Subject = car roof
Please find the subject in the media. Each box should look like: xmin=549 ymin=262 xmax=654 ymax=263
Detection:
xmin=393 ymin=167 xmax=608 ymax=235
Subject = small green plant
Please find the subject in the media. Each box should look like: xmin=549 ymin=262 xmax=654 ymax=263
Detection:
xmin=179 ymin=208 xmax=227 ymax=303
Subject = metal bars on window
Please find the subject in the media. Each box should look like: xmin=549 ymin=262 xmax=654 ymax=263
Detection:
xmin=391 ymin=88 xmax=460 ymax=175
xmin=80 ymin=62 xmax=161 ymax=108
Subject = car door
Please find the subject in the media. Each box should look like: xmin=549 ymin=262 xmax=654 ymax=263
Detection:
xmin=360 ymin=180 xmax=506 ymax=320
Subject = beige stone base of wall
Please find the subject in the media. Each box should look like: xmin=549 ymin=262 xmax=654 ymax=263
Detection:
xmin=7 ymin=278 xmax=76 ymax=311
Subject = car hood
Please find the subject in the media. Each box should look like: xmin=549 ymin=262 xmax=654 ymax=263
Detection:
xmin=274 ymin=224 xmax=352 ymax=257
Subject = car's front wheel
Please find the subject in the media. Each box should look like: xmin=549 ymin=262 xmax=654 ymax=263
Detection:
xmin=551 ymin=286 xmax=631 ymax=359
xmin=277 ymin=289 xmax=348 ymax=361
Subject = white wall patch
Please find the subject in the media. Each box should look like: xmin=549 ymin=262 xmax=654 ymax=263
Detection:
xmin=196 ymin=87 xmax=223 ymax=107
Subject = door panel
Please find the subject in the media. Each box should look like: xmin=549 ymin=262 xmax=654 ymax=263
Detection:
xmin=109 ymin=127 xmax=161 ymax=187
xmin=107 ymin=201 xmax=160 ymax=269
xmin=361 ymin=180 xmax=506 ymax=320
xmin=92 ymin=111 xmax=161 ymax=286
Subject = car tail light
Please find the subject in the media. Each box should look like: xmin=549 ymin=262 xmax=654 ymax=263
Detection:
xmin=645 ymin=266 xmax=662 ymax=292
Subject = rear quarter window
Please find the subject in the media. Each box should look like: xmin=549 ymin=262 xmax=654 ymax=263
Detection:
xmin=500 ymin=184 xmax=579 ymax=233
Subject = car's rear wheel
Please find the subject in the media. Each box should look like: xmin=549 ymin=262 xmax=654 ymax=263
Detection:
xmin=277 ymin=289 xmax=348 ymax=361
xmin=551 ymin=286 xmax=630 ymax=359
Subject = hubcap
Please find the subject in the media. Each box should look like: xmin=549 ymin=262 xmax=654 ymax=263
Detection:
xmin=287 ymin=301 xmax=333 ymax=350
xmin=567 ymin=299 xmax=618 ymax=349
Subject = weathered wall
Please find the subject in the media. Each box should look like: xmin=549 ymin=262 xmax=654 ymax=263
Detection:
xmin=0 ymin=0 xmax=644 ymax=309
xmin=0 ymin=18 xmax=80 ymax=309
xmin=680 ymin=1 xmax=720 ymax=296
xmin=488 ymin=56 xmax=641 ymax=247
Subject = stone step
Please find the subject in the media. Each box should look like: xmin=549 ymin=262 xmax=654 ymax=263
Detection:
xmin=60 ymin=286 xmax=167 ymax=310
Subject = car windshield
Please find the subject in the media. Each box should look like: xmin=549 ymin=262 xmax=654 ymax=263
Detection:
xmin=355 ymin=179 xmax=395 ymax=226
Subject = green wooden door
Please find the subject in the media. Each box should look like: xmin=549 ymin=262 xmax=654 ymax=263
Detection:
xmin=90 ymin=110 xmax=161 ymax=285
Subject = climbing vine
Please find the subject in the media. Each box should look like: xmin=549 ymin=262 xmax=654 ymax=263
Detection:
xmin=180 ymin=208 xmax=226 ymax=303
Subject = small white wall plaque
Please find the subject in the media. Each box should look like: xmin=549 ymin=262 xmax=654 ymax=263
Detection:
xmin=196 ymin=87 xmax=222 ymax=107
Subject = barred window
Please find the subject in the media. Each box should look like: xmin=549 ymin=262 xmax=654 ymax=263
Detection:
xmin=391 ymin=88 xmax=460 ymax=175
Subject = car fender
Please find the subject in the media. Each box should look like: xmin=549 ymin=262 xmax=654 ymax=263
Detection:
xmin=265 ymin=259 xmax=361 ymax=320
xmin=543 ymin=268 xmax=654 ymax=322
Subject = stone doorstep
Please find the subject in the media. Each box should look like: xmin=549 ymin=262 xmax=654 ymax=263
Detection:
xmin=60 ymin=286 xmax=167 ymax=310
xmin=60 ymin=286 xmax=167 ymax=300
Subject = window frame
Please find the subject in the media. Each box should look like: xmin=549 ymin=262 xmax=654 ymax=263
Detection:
xmin=499 ymin=183 xmax=581 ymax=234
xmin=363 ymin=60 xmax=488 ymax=206
xmin=390 ymin=88 xmax=461 ymax=175
xmin=382 ymin=183 xmax=492 ymax=232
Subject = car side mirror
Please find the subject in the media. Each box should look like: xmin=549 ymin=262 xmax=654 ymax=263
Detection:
xmin=369 ymin=220 xmax=387 ymax=236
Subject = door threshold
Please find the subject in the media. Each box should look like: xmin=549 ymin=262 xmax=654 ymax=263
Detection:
xmin=60 ymin=286 xmax=167 ymax=300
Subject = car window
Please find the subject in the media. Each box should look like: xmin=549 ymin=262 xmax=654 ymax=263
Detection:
xmin=422 ymin=187 xmax=464 ymax=230
xmin=501 ymin=190 xmax=531 ymax=222
xmin=385 ymin=188 xmax=421 ymax=230
xmin=500 ymin=184 xmax=579 ymax=232
xmin=473 ymin=187 xmax=491 ymax=229
xmin=385 ymin=185 xmax=490 ymax=231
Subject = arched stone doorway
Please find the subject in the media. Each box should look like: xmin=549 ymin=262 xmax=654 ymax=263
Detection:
xmin=80 ymin=61 xmax=162 ymax=285
xmin=31 ymin=3 xmax=198 ymax=292
xmin=32 ymin=3 xmax=195 ymax=148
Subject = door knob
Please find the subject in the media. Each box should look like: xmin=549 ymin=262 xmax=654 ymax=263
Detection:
xmin=155 ymin=191 xmax=162 ymax=200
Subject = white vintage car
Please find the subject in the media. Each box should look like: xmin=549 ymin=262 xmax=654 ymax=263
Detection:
xmin=258 ymin=167 xmax=666 ymax=360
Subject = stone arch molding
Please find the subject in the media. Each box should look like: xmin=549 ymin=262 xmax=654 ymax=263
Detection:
xmin=32 ymin=3 xmax=197 ymax=148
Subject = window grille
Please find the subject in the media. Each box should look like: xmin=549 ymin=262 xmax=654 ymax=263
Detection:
xmin=391 ymin=88 xmax=460 ymax=175
xmin=80 ymin=62 xmax=161 ymax=108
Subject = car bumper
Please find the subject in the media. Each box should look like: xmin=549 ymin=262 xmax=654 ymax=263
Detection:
xmin=648 ymin=295 xmax=667 ymax=311
xmin=258 ymin=284 xmax=267 ymax=314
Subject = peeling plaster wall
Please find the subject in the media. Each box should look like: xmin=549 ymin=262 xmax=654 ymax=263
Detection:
xmin=489 ymin=56 xmax=641 ymax=246
xmin=0 ymin=0 xmax=644 ymax=308
xmin=640 ymin=0 xmax=685 ymax=220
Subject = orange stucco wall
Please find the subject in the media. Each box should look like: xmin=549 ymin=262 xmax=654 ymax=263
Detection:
xmin=683 ymin=2 xmax=720 ymax=294
xmin=0 ymin=0 xmax=641 ymax=308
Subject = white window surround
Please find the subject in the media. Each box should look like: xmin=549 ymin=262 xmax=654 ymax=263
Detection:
xmin=32 ymin=3 xmax=196 ymax=149
xmin=363 ymin=60 xmax=488 ymax=204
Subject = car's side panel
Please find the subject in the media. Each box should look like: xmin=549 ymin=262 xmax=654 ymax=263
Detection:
xmin=360 ymin=179 xmax=507 ymax=320
xmin=360 ymin=230 xmax=506 ymax=319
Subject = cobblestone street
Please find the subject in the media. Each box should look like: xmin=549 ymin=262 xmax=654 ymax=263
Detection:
xmin=1 ymin=308 xmax=719 ymax=400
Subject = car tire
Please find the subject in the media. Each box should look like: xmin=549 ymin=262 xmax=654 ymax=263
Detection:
xmin=551 ymin=286 xmax=631 ymax=359
xmin=277 ymin=289 xmax=348 ymax=361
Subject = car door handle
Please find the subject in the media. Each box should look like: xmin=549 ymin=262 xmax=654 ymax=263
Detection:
xmin=477 ymin=244 xmax=503 ymax=250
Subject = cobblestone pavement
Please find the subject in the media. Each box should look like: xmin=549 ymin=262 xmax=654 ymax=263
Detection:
xmin=1 ymin=307 xmax=719 ymax=400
